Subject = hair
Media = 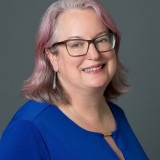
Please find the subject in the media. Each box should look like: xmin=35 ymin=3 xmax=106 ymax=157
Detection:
xmin=21 ymin=0 xmax=129 ymax=105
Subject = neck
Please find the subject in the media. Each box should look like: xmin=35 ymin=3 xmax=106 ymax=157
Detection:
xmin=57 ymin=86 xmax=116 ymax=134
xmin=59 ymin=87 xmax=110 ymax=121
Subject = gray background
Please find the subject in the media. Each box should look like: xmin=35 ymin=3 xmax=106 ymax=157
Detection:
xmin=0 ymin=0 xmax=159 ymax=159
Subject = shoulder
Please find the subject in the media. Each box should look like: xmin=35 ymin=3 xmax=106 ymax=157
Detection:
xmin=1 ymin=100 xmax=54 ymax=139
xmin=0 ymin=101 xmax=54 ymax=159
xmin=0 ymin=102 xmax=51 ymax=159
xmin=108 ymin=102 xmax=128 ymax=122
xmin=10 ymin=100 xmax=52 ymax=122
xmin=108 ymin=102 xmax=125 ymax=114
xmin=5 ymin=100 xmax=61 ymax=135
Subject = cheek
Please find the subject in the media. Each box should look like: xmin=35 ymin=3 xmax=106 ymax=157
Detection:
xmin=56 ymin=48 xmax=68 ymax=70
xmin=103 ymin=50 xmax=117 ymax=64
xmin=112 ymin=54 xmax=118 ymax=77
xmin=108 ymin=50 xmax=117 ymax=59
xmin=111 ymin=51 xmax=117 ymax=69
xmin=56 ymin=50 xmax=84 ymax=73
xmin=104 ymin=50 xmax=117 ymax=73
xmin=112 ymin=52 xmax=117 ymax=66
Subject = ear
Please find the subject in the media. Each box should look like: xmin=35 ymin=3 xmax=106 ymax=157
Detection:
xmin=45 ymin=48 xmax=59 ymax=72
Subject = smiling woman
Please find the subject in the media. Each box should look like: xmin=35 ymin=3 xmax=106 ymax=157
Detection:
xmin=46 ymin=8 xmax=118 ymax=101
xmin=0 ymin=0 xmax=149 ymax=160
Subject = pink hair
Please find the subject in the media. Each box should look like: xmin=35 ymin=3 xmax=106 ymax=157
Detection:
xmin=22 ymin=0 xmax=129 ymax=105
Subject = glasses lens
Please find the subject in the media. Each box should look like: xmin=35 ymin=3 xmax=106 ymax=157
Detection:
xmin=66 ymin=40 xmax=88 ymax=56
xmin=95 ymin=34 xmax=115 ymax=52
xmin=65 ymin=33 xmax=116 ymax=56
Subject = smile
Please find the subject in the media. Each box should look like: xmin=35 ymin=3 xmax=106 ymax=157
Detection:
xmin=83 ymin=64 xmax=105 ymax=73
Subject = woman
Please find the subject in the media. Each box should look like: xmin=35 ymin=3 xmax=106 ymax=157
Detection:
xmin=0 ymin=0 xmax=148 ymax=159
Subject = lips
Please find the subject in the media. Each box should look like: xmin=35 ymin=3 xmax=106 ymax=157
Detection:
xmin=83 ymin=64 xmax=105 ymax=73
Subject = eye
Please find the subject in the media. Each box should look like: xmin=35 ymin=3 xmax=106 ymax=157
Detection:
xmin=71 ymin=43 xmax=82 ymax=48
xmin=97 ymin=37 xmax=108 ymax=44
xmin=67 ymin=40 xmax=85 ymax=49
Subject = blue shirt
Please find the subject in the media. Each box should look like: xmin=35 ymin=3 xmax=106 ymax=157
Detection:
xmin=0 ymin=101 xmax=148 ymax=160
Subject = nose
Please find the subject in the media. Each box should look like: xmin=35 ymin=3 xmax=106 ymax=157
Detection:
xmin=86 ymin=43 xmax=100 ymax=60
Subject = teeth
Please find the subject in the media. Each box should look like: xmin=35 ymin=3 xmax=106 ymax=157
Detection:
xmin=84 ymin=65 xmax=102 ymax=72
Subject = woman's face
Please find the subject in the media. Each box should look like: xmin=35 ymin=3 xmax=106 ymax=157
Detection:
xmin=48 ymin=9 xmax=117 ymax=92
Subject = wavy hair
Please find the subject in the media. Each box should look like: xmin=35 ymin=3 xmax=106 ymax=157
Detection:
xmin=21 ymin=0 xmax=129 ymax=105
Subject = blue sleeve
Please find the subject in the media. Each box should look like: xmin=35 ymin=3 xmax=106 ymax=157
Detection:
xmin=0 ymin=120 xmax=50 ymax=160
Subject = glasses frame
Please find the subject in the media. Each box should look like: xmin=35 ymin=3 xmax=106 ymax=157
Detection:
xmin=51 ymin=32 xmax=117 ymax=57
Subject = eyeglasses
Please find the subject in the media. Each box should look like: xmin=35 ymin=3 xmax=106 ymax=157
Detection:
xmin=51 ymin=32 xmax=117 ymax=57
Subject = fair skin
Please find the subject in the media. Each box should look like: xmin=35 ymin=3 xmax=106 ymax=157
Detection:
xmin=47 ymin=9 xmax=124 ymax=160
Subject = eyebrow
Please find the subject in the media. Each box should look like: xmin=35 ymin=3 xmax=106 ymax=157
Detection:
xmin=67 ymin=31 xmax=108 ymax=40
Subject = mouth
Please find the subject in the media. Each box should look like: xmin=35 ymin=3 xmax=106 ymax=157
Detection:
xmin=83 ymin=64 xmax=105 ymax=73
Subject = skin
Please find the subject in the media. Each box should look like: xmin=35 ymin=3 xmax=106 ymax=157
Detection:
xmin=47 ymin=8 xmax=117 ymax=125
xmin=48 ymin=9 xmax=117 ymax=98
xmin=47 ymin=9 xmax=124 ymax=160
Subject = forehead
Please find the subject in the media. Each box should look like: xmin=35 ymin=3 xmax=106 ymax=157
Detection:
xmin=56 ymin=8 xmax=108 ymax=40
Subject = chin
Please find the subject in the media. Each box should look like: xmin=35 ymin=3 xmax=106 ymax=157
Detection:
xmin=87 ymin=79 xmax=109 ymax=89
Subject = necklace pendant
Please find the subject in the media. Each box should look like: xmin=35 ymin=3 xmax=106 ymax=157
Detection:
xmin=103 ymin=132 xmax=112 ymax=137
